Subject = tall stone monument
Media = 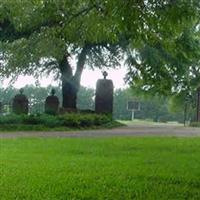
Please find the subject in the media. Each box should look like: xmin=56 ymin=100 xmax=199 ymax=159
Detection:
xmin=197 ymin=87 xmax=200 ymax=122
xmin=13 ymin=88 xmax=29 ymax=115
xmin=45 ymin=89 xmax=59 ymax=115
xmin=95 ymin=71 xmax=114 ymax=115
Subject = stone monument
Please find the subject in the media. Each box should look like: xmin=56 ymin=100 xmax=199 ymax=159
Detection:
xmin=45 ymin=89 xmax=59 ymax=115
xmin=12 ymin=88 xmax=29 ymax=115
xmin=95 ymin=71 xmax=114 ymax=115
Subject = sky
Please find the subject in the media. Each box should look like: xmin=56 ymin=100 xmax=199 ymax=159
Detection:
xmin=2 ymin=67 xmax=128 ymax=89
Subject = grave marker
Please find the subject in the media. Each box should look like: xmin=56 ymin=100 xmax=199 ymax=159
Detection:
xmin=12 ymin=88 xmax=29 ymax=115
xmin=95 ymin=71 xmax=113 ymax=115
xmin=45 ymin=89 xmax=59 ymax=115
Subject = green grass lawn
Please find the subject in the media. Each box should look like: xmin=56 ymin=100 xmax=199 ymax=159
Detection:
xmin=1 ymin=137 xmax=200 ymax=199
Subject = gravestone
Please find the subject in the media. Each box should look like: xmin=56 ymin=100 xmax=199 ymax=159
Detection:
xmin=197 ymin=87 xmax=200 ymax=122
xmin=45 ymin=89 xmax=59 ymax=115
xmin=95 ymin=71 xmax=114 ymax=114
xmin=13 ymin=89 xmax=29 ymax=115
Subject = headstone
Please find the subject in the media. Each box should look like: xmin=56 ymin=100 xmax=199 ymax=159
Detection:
xmin=197 ymin=87 xmax=200 ymax=122
xmin=45 ymin=89 xmax=59 ymax=115
xmin=95 ymin=71 xmax=114 ymax=114
xmin=12 ymin=89 xmax=29 ymax=115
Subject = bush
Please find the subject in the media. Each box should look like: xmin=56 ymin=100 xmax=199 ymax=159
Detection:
xmin=40 ymin=114 xmax=63 ymax=128
xmin=159 ymin=117 xmax=168 ymax=123
xmin=93 ymin=114 xmax=112 ymax=125
xmin=0 ymin=113 xmax=114 ymax=129
xmin=60 ymin=114 xmax=81 ymax=127
xmin=59 ymin=113 xmax=112 ymax=127
xmin=0 ymin=114 xmax=23 ymax=124
xmin=190 ymin=122 xmax=200 ymax=127
xmin=22 ymin=114 xmax=42 ymax=125
xmin=79 ymin=115 xmax=95 ymax=127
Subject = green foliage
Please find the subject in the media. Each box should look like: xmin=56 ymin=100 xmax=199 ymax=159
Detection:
xmin=168 ymin=93 xmax=186 ymax=113
xmin=168 ymin=90 xmax=197 ymax=122
xmin=190 ymin=122 xmax=200 ymax=127
xmin=77 ymin=87 xmax=95 ymax=110
xmin=113 ymin=88 xmax=184 ymax=122
xmin=0 ymin=0 xmax=199 ymax=95
xmin=0 ymin=114 xmax=22 ymax=124
xmin=0 ymin=85 xmax=95 ymax=114
xmin=2 ymin=137 xmax=200 ymax=199
xmin=126 ymin=28 xmax=200 ymax=95
xmin=0 ymin=124 xmax=54 ymax=131
xmin=0 ymin=113 xmax=113 ymax=130
xmin=59 ymin=113 xmax=112 ymax=127
xmin=0 ymin=85 xmax=193 ymax=122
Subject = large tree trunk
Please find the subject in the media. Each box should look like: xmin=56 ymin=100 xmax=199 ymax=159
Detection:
xmin=59 ymin=56 xmax=79 ymax=109
xmin=59 ymin=46 xmax=89 ymax=109
xmin=62 ymin=78 xmax=78 ymax=109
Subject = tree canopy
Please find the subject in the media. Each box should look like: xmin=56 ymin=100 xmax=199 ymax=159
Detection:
xmin=0 ymin=0 xmax=199 ymax=107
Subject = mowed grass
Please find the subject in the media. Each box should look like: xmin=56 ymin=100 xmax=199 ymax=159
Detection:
xmin=1 ymin=137 xmax=200 ymax=199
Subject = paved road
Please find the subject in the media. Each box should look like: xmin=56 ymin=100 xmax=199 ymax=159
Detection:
xmin=0 ymin=124 xmax=199 ymax=138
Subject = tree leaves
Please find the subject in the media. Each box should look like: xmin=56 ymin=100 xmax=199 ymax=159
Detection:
xmin=0 ymin=0 xmax=199 ymax=94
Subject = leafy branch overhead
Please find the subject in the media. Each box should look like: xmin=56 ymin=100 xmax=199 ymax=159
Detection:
xmin=0 ymin=0 xmax=199 ymax=96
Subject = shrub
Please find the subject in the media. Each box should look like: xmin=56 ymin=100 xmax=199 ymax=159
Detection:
xmin=57 ymin=113 xmax=112 ymax=127
xmin=59 ymin=114 xmax=80 ymax=127
xmin=40 ymin=115 xmax=64 ymax=128
xmin=159 ymin=117 xmax=168 ymax=123
xmin=22 ymin=114 xmax=42 ymax=125
xmin=0 ymin=114 xmax=22 ymax=124
xmin=0 ymin=113 xmax=115 ymax=129
xmin=93 ymin=114 xmax=112 ymax=125
xmin=190 ymin=122 xmax=200 ymax=127
xmin=79 ymin=114 xmax=95 ymax=127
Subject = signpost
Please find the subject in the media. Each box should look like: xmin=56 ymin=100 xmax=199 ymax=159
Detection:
xmin=127 ymin=101 xmax=140 ymax=120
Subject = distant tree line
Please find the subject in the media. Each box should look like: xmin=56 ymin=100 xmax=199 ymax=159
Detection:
xmin=0 ymin=85 xmax=195 ymax=123
xmin=113 ymin=89 xmax=186 ymax=123
xmin=0 ymin=85 xmax=94 ymax=114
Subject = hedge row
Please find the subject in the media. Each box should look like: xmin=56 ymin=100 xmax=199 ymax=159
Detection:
xmin=0 ymin=113 xmax=112 ymax=128
xmin=190 ymin=122 xmax=200 ymax=127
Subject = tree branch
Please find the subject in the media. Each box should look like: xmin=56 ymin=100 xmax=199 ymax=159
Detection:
xmin=74 ymin=44 xmax=91 ymax=83
xmin=59 ymin=54 xmax=73 ymax=82
xmin=0 ymin=4 xmax=97 ymax=42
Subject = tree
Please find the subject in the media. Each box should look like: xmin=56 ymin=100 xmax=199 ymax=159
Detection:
xmin=126 ymin=27 xmax=200 ymax=94
xmin=113 ymin=88 xmax=184 ymax=122
xmin=125 ymin=26 xmax=200 ymax=121
xmin=0 ymin=0 xmax=199 ymax=108
xmin=113 ymin=88 xmax=133 ymax=120
xmin=0 ymin=84 xmax=95 ymax=113
xmin=77 ymin=86 xmax=95 ymax=110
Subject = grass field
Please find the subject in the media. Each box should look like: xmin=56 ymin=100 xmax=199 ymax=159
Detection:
xmin=1 ymin=137 xmax=200 ymax=199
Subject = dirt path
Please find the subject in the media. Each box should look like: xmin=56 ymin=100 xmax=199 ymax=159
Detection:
xmin=0 ymin=124 xmax=199 ymax=138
